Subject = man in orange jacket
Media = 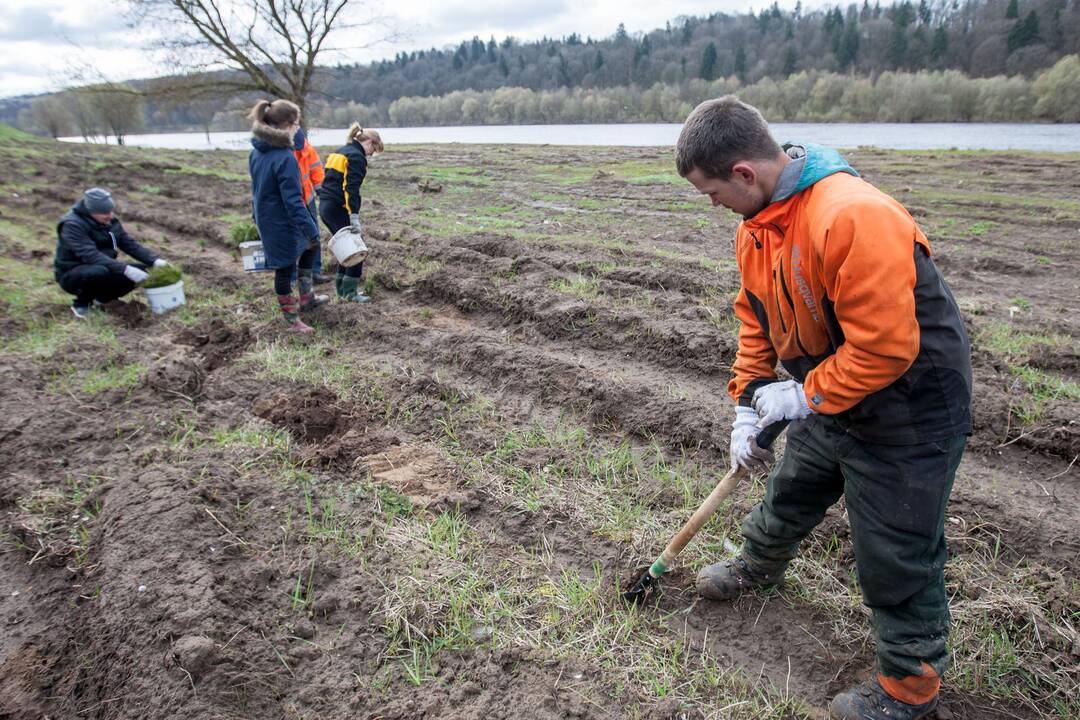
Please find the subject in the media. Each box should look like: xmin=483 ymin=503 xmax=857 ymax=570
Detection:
xmin=294 ymin=127 xmax=329 ymax=284
xmin=676 ymin=97 xmax=972 ymax=720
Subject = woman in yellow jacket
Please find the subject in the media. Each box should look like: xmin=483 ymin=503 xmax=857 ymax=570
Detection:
xmin=318 ymin=123 xmax=383 ymax=303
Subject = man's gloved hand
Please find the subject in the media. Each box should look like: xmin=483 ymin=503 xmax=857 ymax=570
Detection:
xmin=752 ymin=380 xmax=813 ymax=427
xmin=349 ymin=214 xmax=361 ymax=231
xmin=124 ymin=265 xmax=149 ymax=283
xmin=730 ymin=406 xmax=774 ymax=472
xmin=152 ymin=258 xmax=170 ymax=268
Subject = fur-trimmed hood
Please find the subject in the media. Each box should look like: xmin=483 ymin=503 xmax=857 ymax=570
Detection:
xmin=251 ymin=118 xmax=295 ymax=149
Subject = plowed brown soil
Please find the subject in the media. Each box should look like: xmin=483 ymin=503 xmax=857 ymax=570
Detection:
xmin=1 ymin=132 xmax=1077 ymax=719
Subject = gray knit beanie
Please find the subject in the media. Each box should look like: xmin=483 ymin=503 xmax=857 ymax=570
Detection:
xmin=83 ymin=187 xmax=115 ymax=214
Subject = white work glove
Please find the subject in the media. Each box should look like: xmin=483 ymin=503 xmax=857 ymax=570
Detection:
xmin=752 ymin=380 xmax=813 ymax=427
xmin=730 ymin=406 xmax=773 ymax=472
xmin=349 ymin=214 xmax=361 ymax=231
xmin=153 ymin=258 xmax=170 ymax=268
xmin=124 ymin=265 xmax=149 ymax=283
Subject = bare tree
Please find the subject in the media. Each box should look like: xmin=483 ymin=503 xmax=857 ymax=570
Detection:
xmin=26 ymin=96 xmax=74 ymax=138
xmin=126 ymin=0 xmax=398 ymax=117
xmin=61 ymin=90 xmax=102 ymax=141
xmin=86 ymin=84 xmax=146 ymax=144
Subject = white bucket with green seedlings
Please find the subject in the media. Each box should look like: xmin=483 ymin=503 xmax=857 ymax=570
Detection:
xmin=141 ymin=266 xmax=186 ymax=314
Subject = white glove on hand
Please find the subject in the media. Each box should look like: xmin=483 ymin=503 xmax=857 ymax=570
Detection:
xmin=730 ymin=406 xmax=774 ymax=472
xmin=349 ymin=214 xmax=361 ymax=231
xmin=752 ymin=380 xmax=813 ymax=427
xmin=153 ymin=258 xmax=169 ymax=268
xmin=124 ymin=265 xmax=149 ymax=283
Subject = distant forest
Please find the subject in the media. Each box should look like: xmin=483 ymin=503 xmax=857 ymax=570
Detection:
xmin=8 ymin=0 xmax=1080 ymax=134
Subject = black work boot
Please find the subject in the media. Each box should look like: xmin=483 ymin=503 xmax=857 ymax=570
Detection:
xmin=830 ymin=678 xmax=939 ymax=720
xmin=695 ymin=556 xmax=785 ymax=600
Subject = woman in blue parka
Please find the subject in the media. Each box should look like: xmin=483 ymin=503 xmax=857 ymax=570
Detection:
xmin=248 ymin=99 xmax=324 ymax=333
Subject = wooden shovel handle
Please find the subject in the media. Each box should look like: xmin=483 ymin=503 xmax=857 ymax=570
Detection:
xmin=651 ymin=420 xmax=789 ymax=574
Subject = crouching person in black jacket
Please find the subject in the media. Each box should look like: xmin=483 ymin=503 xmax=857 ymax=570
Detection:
xmin=54 ymin=188 xmax=171 ymax=318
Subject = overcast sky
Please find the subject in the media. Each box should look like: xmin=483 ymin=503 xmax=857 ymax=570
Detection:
xmin=0 ymin=0 xmax=810 ymax=99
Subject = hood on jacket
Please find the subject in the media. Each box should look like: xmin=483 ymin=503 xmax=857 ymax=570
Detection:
xmin=294 ymin=126 xmax=307 ymax=149
xmin=771 ymin=143 xmax=858 ymax=203
xmin=251 ymin=119 xmax=295 ymax=150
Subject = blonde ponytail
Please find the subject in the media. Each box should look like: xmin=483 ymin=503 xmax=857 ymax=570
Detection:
xmin=347 ymin=122 xmax=385 ymax=154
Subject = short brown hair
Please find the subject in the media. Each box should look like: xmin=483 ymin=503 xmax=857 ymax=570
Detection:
xmin=675 ymin=96 xmax=782 ymax=179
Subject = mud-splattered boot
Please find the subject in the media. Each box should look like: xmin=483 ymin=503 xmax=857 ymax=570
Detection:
xmin=338 ymin=276 xmax=371 ymax=304
xmin=277 ymin=295 xmax=314 ymax=334
xmin=695 ymin=556 xmax=785 ymax=601
xmin=297 ymin=269 xmax=329 ymax=311
xmin=829 ymin=677 xmax=939 ymax=720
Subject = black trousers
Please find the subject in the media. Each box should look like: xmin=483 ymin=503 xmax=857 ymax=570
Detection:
xmin=319 ymin=203 xmax=364 ymax=279
xmin=57 ymin=264 xmax=144 ymax=305
xmin=741 ymin=413 xmax=965 ymax=681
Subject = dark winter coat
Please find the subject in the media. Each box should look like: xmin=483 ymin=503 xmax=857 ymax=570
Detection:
xmin=319 ymin=140 xmax=368 ymax=214
xmin=248 ymin=120 xmax=320 ymax=269
xmin=54 ymin=200 xmax=158 ymax=280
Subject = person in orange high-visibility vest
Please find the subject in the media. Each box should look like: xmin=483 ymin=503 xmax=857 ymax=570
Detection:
xmin=293 ymin=126 xmax=329 ymax=284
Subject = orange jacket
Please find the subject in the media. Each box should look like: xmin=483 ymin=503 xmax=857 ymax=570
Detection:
xmin=730 ymin=146 xmax=971 ymax=444
xmin=293 ymin=130 xmax=324 ymax=204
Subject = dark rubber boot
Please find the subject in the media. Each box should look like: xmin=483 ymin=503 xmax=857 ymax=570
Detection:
xmin=695 ymin=556 xmax=785 ymax=600
xmin=830 ymin=678 xmax=939 ymax=720
xmin=339 ymin=276 xmax=371 ymax=303
xmin=297 ymin=269 xmax=328 ymax=310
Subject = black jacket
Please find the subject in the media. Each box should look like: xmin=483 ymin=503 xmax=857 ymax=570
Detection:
xmin=54 ymin=200 xmax=158 ymax=279
xmin=318 ymin=140 xmax=368 ymax=214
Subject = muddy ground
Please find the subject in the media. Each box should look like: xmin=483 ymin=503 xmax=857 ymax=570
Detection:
xmin=0 ymin=127 xmax=1077 ymax=719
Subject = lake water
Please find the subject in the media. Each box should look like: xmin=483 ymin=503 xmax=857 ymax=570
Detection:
xmin=60 ymin=122 xmax=1080 ymax=152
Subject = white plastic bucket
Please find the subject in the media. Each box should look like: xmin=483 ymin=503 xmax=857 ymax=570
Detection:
xmin=144 ymin=280 xmax=186 ymax=315
xmin=328 ymin=227 xmax=369 ymax=267
xmin=239 ymin=240 xmax=269 ymax=272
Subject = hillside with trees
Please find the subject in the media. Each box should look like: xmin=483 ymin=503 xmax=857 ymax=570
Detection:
xmin=7 ymin=0 xmax=1080 ymax=135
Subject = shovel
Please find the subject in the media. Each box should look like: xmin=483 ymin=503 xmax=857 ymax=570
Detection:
xmin=622 ymin=420 xmax=789 ymax=606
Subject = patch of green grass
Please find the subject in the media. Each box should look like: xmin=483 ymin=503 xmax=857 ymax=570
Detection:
xmin=1007 ymin=296 xmax=1032 ymax=311
xmin=66 ymin=360 xmax=146 ymax=395
xmin=968 ymin=220 xmax=999 ymax=236
xmin=1010 ymin=366 xmax=1080 ymax=424
xmin=550 ymin=274 xmax=601 ymax=300
xmin=12 ymin=473 xmax=101 ymax=567
xmin=165 ymin=164 xmax=248 ymax=182
xmin=977 ymin=323 xmax=1070 ymax=364
xmin=0 ymin=124 xmax=40 ymax=143
xmin=426 ymin=166 xmax=491 ymax=186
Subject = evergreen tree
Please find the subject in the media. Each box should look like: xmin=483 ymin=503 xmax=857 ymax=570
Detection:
xmin=918 ymin=0 xmax=932 ymax=25
xmin=838 ymin=22 xmax=860 ymax=69
xmin=887 ymin=23 xmax=909 ymax=67
xmin=783 ymin=45 xmax=798 ymax=76
xmin=594 ymin=51 xmax=605 ymax=71
xmin=734 ymin=45 xmax=747 ymax=81
xmin=700 ymin=41 xmax=718 ymax=80
xmin=1005 ymin=0 xmax=1019 ymax=20
xmin=498 ymin=55 xmax=510 ymax=77
xmin=929 ymin=24 xmax=949 ymax=64
xmin=1007 ymin=10 xmax=1041 ymax=52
